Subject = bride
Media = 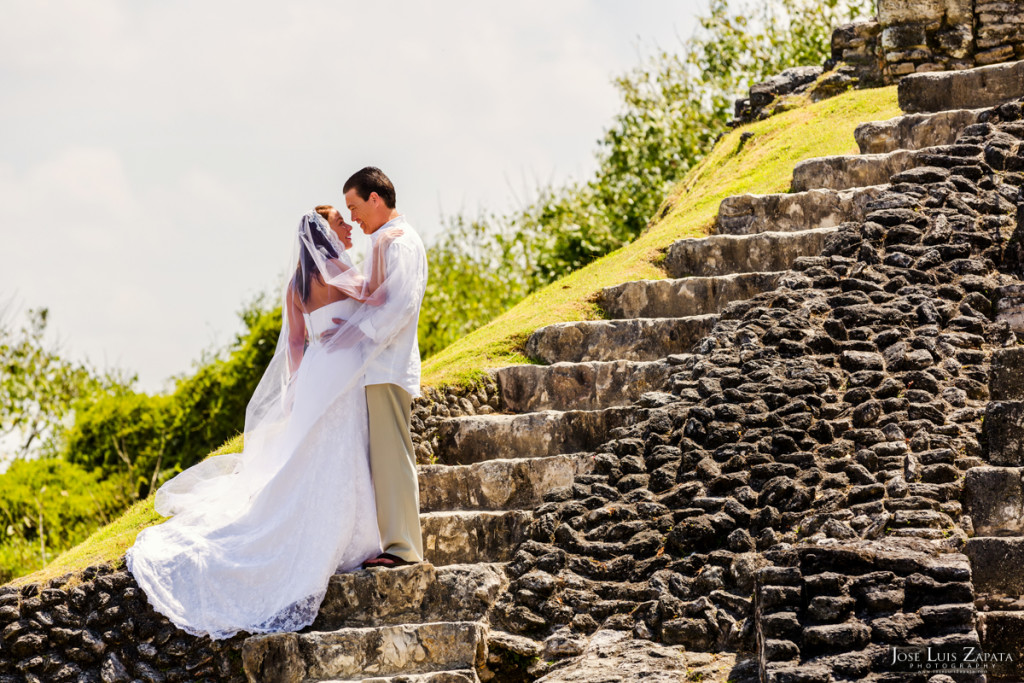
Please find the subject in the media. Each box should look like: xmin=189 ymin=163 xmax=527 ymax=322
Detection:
xmin=127 ymin=208 xmax=402 ymax=640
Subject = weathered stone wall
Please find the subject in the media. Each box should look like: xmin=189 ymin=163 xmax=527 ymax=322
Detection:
xmin=412 ymin=375 xmax=503 ymax=463
xmin=735 ymin=0 xmax=1024 ymax=125
xmin=493 ymin=100 xmax=1024 ymax=681
xmin=878 ymin=0 xmax=975 ymax=79
xmin=867 ymin=0 xmax=1024 ymax=80
xmin=831 ymin=19 xmax=885 ymax=87
xmin=974 ymin=0 xmax=1024 ymax=65
xmin=756 ymin=543 xmax=978 ymax=681
xmin=0 ymin=382 xmax=502 ymax=683
xmin=0 ymin=564 xmax=247 ymax=683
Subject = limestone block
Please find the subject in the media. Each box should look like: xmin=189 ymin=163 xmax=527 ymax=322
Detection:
xmin=242 ymin=632 xmax=305 ymax=683
xmin=898 ymin=59 xmax=1024 ymax=113
xmin=243 ymin=621 xmax=487 ymax=682
xmin=791 ymin=150 xmax=916 ymax=192
xmin=715 ymin=186 xmax=885 ymax=235
xmin=421 ymin=510 xmax=532 ymax=565
xmin=418 ymin=454 xmax=593 ymax=513
xmin=665 ymin=227 xmax=836 ymax=279
xmin=433 ymin=407 xmax=641 ymax=465
xmin=990 ymin=347 xmax=1024 ymax=401
xmin=985 ymin=401 xmax=1024 ymax=465
xmin=964 ymin=537 xmax=1024 ymax=595
xmin=362 ymin=672 xmax=479 ymax=683
xmin=494 ymin=360 xmax=670 ymax=413
xmin=534 ymin=630 xmax=739 ymax=682
xmin=525 ymin=315 xmax=718 ymax=364
xmin=978 ymin=44 xmax=1018 ymax=65
xmin=879 ymin=0 xmax=973 ymax=26
xmin=311 ymin=563 xmax=507 ymax=630
xmin=599 ymin=271 xmax=784 ymax=320
xmin=855 ymin=109 xmax=983 ymax=154
xmin=996 ymin=284 xmax=1024 ymax=334
xmin=962 ymin=466 xmax=1024 ymax=535
xmin=977 ymin=611 xmax=1024 ymax=679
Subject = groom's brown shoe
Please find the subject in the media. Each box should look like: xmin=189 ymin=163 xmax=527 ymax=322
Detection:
xmin=361 ymin=552 xmax=415 ymax=569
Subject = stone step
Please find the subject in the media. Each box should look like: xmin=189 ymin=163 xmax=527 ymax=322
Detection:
xmin=990 ymin=347 xmax=1024 ymax=401
xmin=964 ymin=537 xmax=1024 ymax=598
xmin=525 ymin=315 xmax=718 ymax=364
xmin=241 ymin=621 xmax=487 ymax=682
xmin=419 ymin=454 xmax=594 ymax=513
xmin=791 ymin=149 xmax=917 ymax=192
xmin=599 ymin=271 xmax=784 ymax=319
xmin=434 ymin=407 xmax=641 ymax=466
xmin=899 ymin=58 xmax=1024 ymax=114
xmin=310 ymin=563 xmax=507 ymax=631
xmin=984 ymin=401 xmax=1024 ymax=466
xmin=855 ymin=108 xmax=984 ymax=154
xmin=352 ymin=672 xmax=479 ymax=683
xmin=664 ymin=227 xmax=836 ymax=279
xmin=791 ymin=139 xmax=990 ymax=192
xmin=421 ymin=510 xmax=532 ymax=566
xmin=976 ymin=611 xmax=1024 ymax=680
xmin=715 ymin=185 xmax=885 ymax=235
xmin=494 ymin=360 xmax=669 ymax=413
xmin=963 ymin=466 xmax=1024 ymax=536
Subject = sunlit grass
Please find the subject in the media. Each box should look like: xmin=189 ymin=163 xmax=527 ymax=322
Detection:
xmin=421 ymin=86 xmax=901 ymax=387
xmin=10 ymin=86 xmax=901 ymax=587
xmin=9 ymin=436 xmax=246 ymax=587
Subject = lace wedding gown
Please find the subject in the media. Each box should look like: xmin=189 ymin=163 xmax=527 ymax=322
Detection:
xmin=127 ymin=298 xmax=381 ymax=640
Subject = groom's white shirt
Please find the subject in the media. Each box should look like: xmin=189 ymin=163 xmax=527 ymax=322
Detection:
xmin=358 ymin=216 xmax=427 ymax=398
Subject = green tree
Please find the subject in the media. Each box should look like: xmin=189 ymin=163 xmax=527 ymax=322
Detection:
xmin=416 ymin=0 xmax=873 ymax=357
xmin=63 ymin=296 xmax=281 ymax=499
xmin=0 ymin=307 xmax=123 ymax=463
xmin=0 ymin=458 xmax=129 ymax=582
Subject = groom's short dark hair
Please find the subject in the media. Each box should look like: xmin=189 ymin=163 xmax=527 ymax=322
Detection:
xmin=344 ymin=167 xmax=396 ymax=209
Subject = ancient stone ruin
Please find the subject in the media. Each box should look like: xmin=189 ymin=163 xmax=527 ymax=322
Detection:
xmin=7 ymin=4 xmax=1024 ymax=683
xmin=735 ymin=0 xmax=1024 ymax=124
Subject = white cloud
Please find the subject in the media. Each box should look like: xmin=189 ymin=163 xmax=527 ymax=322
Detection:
xmin=0 ymin=0 xmax=700 ymax=390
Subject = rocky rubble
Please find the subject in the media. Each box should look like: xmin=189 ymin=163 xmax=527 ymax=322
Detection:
xmin=490 ymin=100 xmax=1024 ymax=681
xmin=412 ymin=376 xmax=504 ymax=464
xmin=0 ymin=563 xmax=246 ymax=683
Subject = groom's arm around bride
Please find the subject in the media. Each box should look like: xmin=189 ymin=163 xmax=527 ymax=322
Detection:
xmin=341 ymin=167 xmax=429 ymax=569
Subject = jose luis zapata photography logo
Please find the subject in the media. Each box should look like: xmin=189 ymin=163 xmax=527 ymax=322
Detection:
xmin=889 ymin=645 xmax=1014 ymax=673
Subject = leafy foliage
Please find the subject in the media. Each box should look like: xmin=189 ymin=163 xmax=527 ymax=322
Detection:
xmin=0 ymin=307 xmax=121 ymax=463
xmin=0 ymin=458 xmax=129 ymax=582
xmin=417 ymin=0 xmax=873 ymax=357
xmin=64 ymin=297 xmax=281 ymax=499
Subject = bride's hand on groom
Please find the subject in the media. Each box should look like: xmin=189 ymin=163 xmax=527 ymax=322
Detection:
xmin=321 ymin=323 xmax=367 ymax=349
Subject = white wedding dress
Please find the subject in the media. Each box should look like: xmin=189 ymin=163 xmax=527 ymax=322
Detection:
xmin=126 ymin=298 xmax=381 ymax=640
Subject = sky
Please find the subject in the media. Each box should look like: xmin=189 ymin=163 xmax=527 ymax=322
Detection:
xmin=0 ymin=1 xmax=703 ymax=392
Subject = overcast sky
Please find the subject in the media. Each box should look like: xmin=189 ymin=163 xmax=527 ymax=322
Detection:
xmin=0 ymin=1 xmax=703 ymax=392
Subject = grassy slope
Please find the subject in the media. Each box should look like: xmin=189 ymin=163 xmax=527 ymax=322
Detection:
xmin=421 ymin=86 xmax=901 ymax=387
xmin=10 ymin=85 xmax=900 ymax=587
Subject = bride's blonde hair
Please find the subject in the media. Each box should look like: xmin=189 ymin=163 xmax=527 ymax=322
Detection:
xmin=315 ymin=205 xmax=334 ymax=221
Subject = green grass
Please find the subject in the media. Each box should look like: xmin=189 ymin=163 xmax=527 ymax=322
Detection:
xmin=421 ymin=85 xmax=901 ymax=388
xmin=9 ymin=85 xmax=900 ymax=587
xmin=8 ymin=436 xmax=245 ymax=587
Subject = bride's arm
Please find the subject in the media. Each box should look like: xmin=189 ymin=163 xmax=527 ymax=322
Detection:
xmin=286 ymin=281 xmax=306 ymax=374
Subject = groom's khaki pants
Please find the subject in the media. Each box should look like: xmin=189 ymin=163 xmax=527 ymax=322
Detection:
xmin=366 ymin=383 xmax=424 ymax=563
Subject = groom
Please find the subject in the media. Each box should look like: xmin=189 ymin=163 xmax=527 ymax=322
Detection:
xmin=342 ymin=167 xmax=428 ymax=569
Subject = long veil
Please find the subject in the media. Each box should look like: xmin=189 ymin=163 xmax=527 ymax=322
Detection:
xmin=127 ymin=209 xmax=419 ymax=639
xmin=154 ymin=210 xmax=414 ymax=516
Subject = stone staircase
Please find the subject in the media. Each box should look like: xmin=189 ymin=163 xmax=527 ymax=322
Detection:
xmin=964 ymin=346 xmax=1024 ymax=681
xmin=237 ymin=60 xmax=1024 ymax=683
